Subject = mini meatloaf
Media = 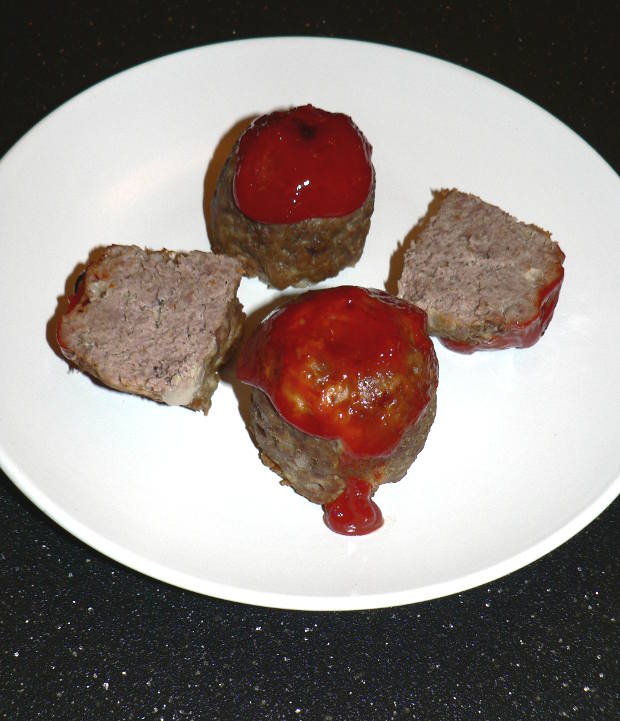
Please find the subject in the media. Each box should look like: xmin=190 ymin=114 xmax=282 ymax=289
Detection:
xmin=236 ymin=286 xmax=438 ymax=507
xmin=398 ymin=189 xmax=565 ymax=352
xmin=57 ymin=245 xmax=244 ymax=412
xmin=210 ymin=105 xmax=375 ymax=289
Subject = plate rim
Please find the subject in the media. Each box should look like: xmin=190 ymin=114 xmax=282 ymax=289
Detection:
xmin=1 ymin=35 xmax=619 ymax=611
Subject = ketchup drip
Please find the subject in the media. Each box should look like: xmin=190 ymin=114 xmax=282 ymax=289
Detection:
xmin=323 ymin=478 xmax=383 ymax=536
xmin=237 ymin=286 xmax=438 ymax=536
xmin=233 ymin=104 xmax=373 ymax=224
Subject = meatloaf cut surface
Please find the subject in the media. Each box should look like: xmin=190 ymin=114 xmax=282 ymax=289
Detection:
xmin=398 ymin=189 xmax=565 ymax=352
xmin=57 ymin=245 xmax=244 ymax=413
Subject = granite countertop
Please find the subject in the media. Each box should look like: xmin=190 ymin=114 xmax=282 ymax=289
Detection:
xmin=1 ymin=4 xmax=618 ymax=720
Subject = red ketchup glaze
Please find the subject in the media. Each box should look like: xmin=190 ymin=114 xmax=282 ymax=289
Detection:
xmin=440 ymin=270 xmax=565 ymax=354
xmin=323 ymin=478 xmax=383 ymax=536
xmin=233 ymin=104 xmax=373 ymax=224
xmin=237 ymin=286 xmax=438 ymax=535
xmin=56 ymin=273 xmax=87 ymax=352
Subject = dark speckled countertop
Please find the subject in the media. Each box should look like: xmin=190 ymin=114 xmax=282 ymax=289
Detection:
xmin=1 ymin=3 xmax=619 ymax=720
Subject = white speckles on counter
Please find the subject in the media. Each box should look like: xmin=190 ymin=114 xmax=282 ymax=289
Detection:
xmin=8 ymin=479 xmax=618 ymax=721
xmin=1 ymin=4 xmax=619 ymax=719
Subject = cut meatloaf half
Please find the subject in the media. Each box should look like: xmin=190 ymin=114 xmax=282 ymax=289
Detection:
xmin=398 ymin=189 xmax=565 ymax=352
xmin=210 ymin=142 xmax=375 ymax=290
xmin=57 ymin=245 xmax=244 ymax=413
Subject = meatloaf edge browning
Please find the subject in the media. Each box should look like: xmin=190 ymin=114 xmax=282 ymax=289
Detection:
xmin=398 ymin=189 xmax=565 ymax=350
xmin=210 ymin=144 xmax=375 ymax=290
xmin=248 ymin=386 xmax=437 ymax=505
xmin=57 ymin=245 xmax=245 ymax=414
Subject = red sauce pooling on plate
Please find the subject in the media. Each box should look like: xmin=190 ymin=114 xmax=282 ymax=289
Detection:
xmin=237 ymin=286 xmax=437 ymax=458
xmin=323 ymin=478 xmax=383 ymax=535
xmin=233 ymin=105 xmax=373 ymax=224
xmin=440 ymin=270 xmax=565 ymax=353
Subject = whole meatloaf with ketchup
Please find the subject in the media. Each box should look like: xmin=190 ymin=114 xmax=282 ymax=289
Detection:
xmin=398 ymin=189 xmax=565 ymax=352
xmin=237 ymin=286 xmax=438 ymax=535
xmin=57 ymin=245 xmax=244 ymax=413
xmin=210 ymin=105 xmax=375 ymax=290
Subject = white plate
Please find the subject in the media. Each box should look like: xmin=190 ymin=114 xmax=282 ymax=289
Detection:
xmin=1 ymin=38 xmax=619 ymax=611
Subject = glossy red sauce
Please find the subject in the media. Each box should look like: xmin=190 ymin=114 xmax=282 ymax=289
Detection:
xmin=323 ymin=478 xmax=383 ymax=535
xmin=238 ymin=286 xmax=438 ymax=536
xmin=56 ymin=273 xmax=87 ymax=352
xmin=233 ymin=104 xmax=373 ymax=224
xmin=440 ymin=270 xmax=565 ymax=354
xmin=237 ymin=286 xmax=437 ymax=457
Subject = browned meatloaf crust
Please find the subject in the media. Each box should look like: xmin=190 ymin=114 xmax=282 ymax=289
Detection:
xmin=398 ymin=189 xmax=565 ymax=350
xmin=248 ymin=386 xmax=437 ymax=505
xmin=210 ymin=142 xmax=375 ymax=290
xmin=57 ymin=245 xmax=244 ymax=413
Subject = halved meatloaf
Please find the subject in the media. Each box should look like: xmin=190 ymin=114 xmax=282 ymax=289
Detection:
xmin=398 ymin=189 xmax=565 ymax=352
xmin=57 ymin=245 xmax=244 ymax=412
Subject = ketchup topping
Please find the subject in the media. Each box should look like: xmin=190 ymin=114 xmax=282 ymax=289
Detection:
xmin=237 ymin=286 xmax=438 ymax=458
xmin=233 ymin=105 xmax=373 ymax=224
xmin=323 ymin=478 xmax=383 ymax=535
xmin=56 ymin=273 xmax=87 ymax=352
xmin=440 ymin=270 xmax=564 ymax=354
